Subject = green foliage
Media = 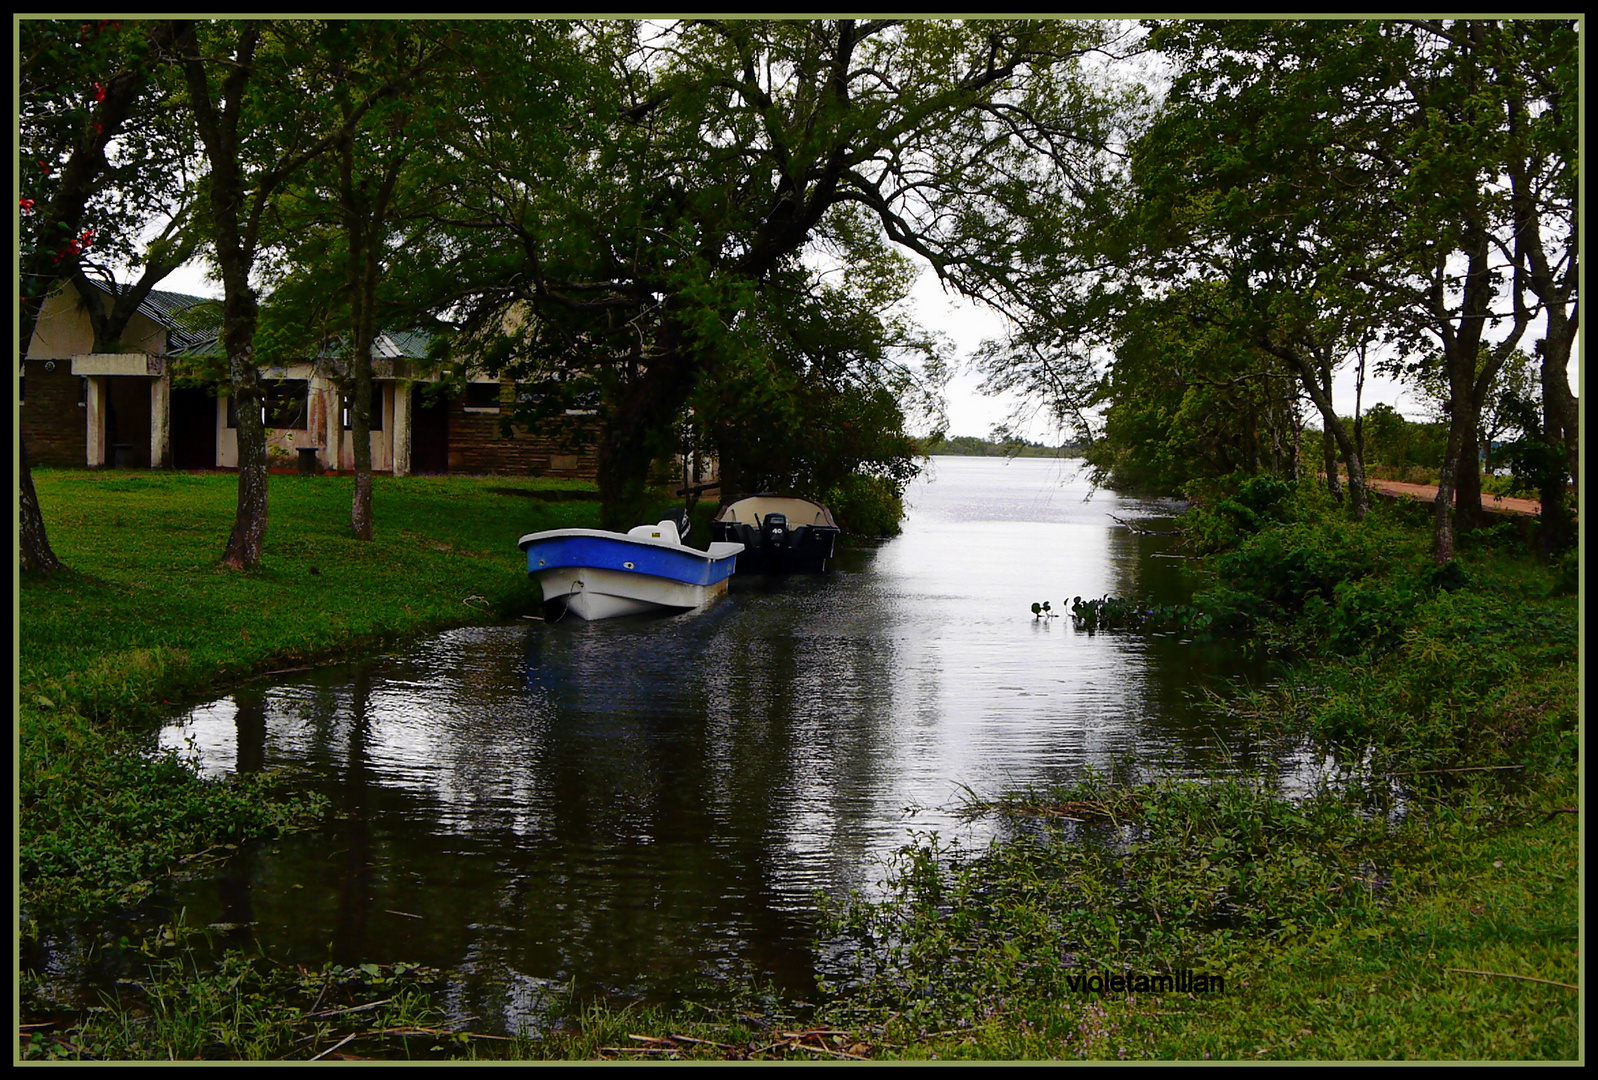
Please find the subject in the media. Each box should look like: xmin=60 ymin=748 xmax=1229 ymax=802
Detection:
xmin=1193 ymin=483 xmax=1578 ymax=770
xmin=22 ymin=921 xmax=454 ymax=1060
xmin=820 ymin=771 xmax=1400 ymax=1036
xmin=18 ymin=20 xmax=193 ymax=279
xmin=1067 ymin=595 xmax=1213 ymax=635
xmin=926 ymin=434 xmax=1081 ymax=458
xmin=1359 ymin=403 xmax=1447 ymax=471
xmin=1085 ymin=286 xmax=1303 ymax=495
xmin=1180 ymin=473 xmax=1300 ymax=554
xmin=423 ymin=19 xmax=1141 ymax=522
xmin=822 ymin=472 xmax=907 ymax=538
xmin=690 ymin=256 xmax=942 ymax=506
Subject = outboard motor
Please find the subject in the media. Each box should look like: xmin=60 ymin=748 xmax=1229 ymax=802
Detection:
xmin=760 ymin=512 xmax=789 ymax=553
xmin=663 ymin=507 xmax=692 ymax=544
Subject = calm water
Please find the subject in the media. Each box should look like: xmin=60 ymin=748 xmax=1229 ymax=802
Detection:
xmin=35 ymin=457 xmax=1298 ymax=1032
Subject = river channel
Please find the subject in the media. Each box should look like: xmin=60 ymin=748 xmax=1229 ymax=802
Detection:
xmin=37 ymin=456 xmax=1302 ymax=1034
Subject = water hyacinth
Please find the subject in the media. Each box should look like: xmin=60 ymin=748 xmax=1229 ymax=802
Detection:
xmin=1068 ymin=595 xmax=1213 ymax=635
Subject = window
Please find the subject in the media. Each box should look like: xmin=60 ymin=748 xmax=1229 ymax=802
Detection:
xmin=227 ymin=380 xmax=308 ymax=430
xmin=463 ymin=382 xmax=503 ymax=412
xmin=341 ymin=393 xmax=383 ymax=431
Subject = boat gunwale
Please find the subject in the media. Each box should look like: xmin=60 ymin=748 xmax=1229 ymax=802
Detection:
xmin=518 ymin=527 xmax=742 ymax=562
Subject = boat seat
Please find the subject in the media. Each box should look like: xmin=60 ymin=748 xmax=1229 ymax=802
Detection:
xmin=627 ymin=520 xmax=681 ymax=543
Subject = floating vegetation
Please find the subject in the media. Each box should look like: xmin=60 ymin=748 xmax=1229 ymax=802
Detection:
xmin=1068 ymin=595 xmax=1213 ymax=635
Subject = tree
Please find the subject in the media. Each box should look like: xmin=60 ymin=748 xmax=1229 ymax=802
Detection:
xmin=1083 ymin=284 xmax=1304 ymax=493
xmin=1130 ymin=19 xmax=1562 ymax=561
xmin=19 ymin=19 xmax=189 ymax=573
xmin=256 ymin=22 xmax=457 ymax=541
xmin=430 ymin=19 xmax=1145 ymax=528
xmin=691 ymin=253 xmax=947 ymax=502
xmin=1490 ymin=19 xmax=1578 ymax=552
xmin=172 ymin=19 xmax=445 ymax=568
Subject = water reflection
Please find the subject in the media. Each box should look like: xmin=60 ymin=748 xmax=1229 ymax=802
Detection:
xmin=129 ymin=457 xmax=1287 ymax=1032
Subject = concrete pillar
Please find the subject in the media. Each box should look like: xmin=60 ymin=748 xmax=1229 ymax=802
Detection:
xmin=308 ymin=377 xmax=338 ymax=472
xmin=150 ymin=372 xmax=171 ymax=468
xmin=85 ymin=375 xmax=107 ymax=467
xmin=391 ymin=380 xmax=412 ymax=477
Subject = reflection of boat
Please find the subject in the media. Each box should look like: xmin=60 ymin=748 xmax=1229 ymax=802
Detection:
xmin=711 ymin=495 xmax=841 ymax=574
xmin=518 ymin=514 xmax=743 ymax=621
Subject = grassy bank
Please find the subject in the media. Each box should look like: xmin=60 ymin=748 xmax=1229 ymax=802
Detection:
xmin=19 ymin=468 xmax=602 ymax=913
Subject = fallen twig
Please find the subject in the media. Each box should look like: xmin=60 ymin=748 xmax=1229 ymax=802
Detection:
xmin=305 ymin=998 xmax=392 ymax=1019
xmin=784 ymin=1042 xmax=869 ymax=1060
xmin=1376 ymin=765 xmax=1524 ymax=777
xmin=310 ymin=1033 xmax=359 ymax=1061
xmin=1444 ymin=968 xmax=1578 ymax=991
xmin=668 ymin=1034 xmax=738 ymax=1050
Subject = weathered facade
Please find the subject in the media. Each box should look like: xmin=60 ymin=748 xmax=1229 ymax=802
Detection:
xmin=22 ymin=280 xmax=602 ymax=480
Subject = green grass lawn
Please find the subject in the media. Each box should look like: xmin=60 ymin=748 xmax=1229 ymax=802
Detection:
xmin=21 ymin=470 xmax=601 ymax=716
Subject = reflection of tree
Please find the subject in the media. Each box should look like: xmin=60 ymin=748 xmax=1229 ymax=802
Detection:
xmin=332 ymin=667 xmax=375 ymax=967
xmin=233 ymin=686 xmax=267 ymax=775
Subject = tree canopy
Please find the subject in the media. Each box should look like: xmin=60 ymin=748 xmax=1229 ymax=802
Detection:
xmin=19 ymin=17 xmax=1576 ymax=570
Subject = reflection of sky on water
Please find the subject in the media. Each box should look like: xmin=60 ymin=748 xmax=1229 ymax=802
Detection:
xmin=151 ymin=456 xmax=1292 ymax=1029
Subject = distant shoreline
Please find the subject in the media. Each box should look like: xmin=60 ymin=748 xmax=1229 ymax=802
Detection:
xmin=924 ymin=435 xmax=1085 ymax=458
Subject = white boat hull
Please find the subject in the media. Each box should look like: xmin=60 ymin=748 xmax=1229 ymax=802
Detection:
xmin=538 ymin=566 xmax=731 ymax=621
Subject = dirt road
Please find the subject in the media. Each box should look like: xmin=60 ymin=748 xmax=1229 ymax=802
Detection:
xmin=1364 ymin=479 xmax=1549 ymax=518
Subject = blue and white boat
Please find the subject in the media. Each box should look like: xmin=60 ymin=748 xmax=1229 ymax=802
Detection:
xmin=518 ymin=513 xmax=744 ymax=621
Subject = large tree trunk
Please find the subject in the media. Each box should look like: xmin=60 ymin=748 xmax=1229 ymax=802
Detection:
xmin=19 ymin=440 xmax=63 ymax=575
xmin=219 ymin=288 xmax=270 ymax=570
xmin=596 ymin=324 xmax=695 ymax=531
xmin=346 ymin=188 xmax=375 ymax=542
xmin=222 ymin=365 xmax=271 ymax=568
xmin=1451 ymin=408 xmax=1486 ymax=531
xmin=339 ymin=135 xmax=404 ymax=543
xmin=1431 ymin=409 xmax=1466 ymax=565
xmin=351 ymin=377 xmax=374 ymax=541
xmin=19 ymin=290 xmax=63 ymax=575
xmin=1536 ymin=337 xmax=1577 ymax=556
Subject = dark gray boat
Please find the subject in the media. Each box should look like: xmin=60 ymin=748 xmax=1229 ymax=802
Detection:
xmin=710 ymin=495 xmax=841 ymax=574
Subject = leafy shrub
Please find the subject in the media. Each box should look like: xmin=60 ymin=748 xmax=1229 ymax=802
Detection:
xmin=1547 ymin=549 xmax=1577 ymax=597
xmin=1181 ymin=474 xmax=1301 ymax=554
xmin=1326 ymin=576 xmax=1424 ymax=656
xmin=1208 ymin=519 xmax=1378 ymax=616
xmin=823 ymin=472 xmax=905 ymax=537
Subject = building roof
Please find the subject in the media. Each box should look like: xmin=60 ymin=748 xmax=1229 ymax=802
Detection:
xmin=80 ymin=278 xmax=441 ymax=368
xmin=79 ymin=277 xmax=220 ymax=354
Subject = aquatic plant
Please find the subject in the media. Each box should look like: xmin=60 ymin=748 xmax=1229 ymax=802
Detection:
xmin=1068 ymin=595 xmax=1212 ymax=635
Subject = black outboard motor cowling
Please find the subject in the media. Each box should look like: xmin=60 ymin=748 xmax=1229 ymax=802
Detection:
xmin=760 ymin=512 xmax=789 ymax=550
xmin=663 ymin=507 xmax=692 ymax=544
